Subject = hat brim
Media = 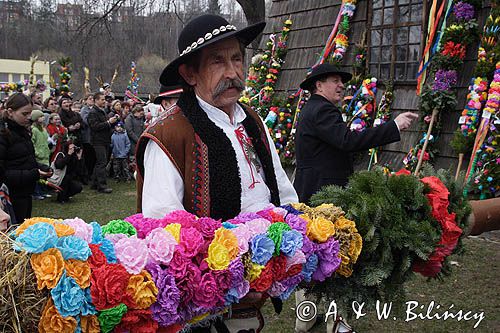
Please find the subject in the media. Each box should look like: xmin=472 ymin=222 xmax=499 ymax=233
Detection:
xmin=300 ymin=71 xmax=352 ymax=91
xmin=159 ymin=22 xmax=266 ymax=86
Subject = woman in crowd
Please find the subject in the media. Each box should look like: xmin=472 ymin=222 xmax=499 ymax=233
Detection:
xmin=47 ymin=113 xmax=68 ymax=162
xmin=0 ymin=183 xmax=14 ymax=231
xmin=0 ymin=93 xmax=52 ymax=223
xmin=53 ymin=141 xmax=83 ymax=203
xmin=124 ymin=104 xmax=145 ymax=155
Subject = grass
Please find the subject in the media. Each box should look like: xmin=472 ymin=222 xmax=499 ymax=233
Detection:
xmin=32 ymin=181 xmax=500 ymax=332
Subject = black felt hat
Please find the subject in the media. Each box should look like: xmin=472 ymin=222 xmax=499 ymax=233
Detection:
xmin=153 ymin=85 xmax=183 ymax=104
xmin=299 ymin=64 xmax=352 ymax=91
xmin=159 ymin=14 xmax=266 ymax=86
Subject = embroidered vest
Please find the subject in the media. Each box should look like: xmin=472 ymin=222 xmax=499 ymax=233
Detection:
xmin=136 ymin=91 xmax=280 ymax=221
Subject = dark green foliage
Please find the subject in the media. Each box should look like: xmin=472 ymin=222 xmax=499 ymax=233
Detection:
xmin=305 ymin=168 xmax=470 ymax=315
xmin=307 ymin=170 xmax=439 ymax=313
xmin=431 ymin=53 xmax=465 ymax=72
xmin=450 ymin=128 xmax=474 ymax=154
xmin=419 ymin=87 xmax=457 ymax=117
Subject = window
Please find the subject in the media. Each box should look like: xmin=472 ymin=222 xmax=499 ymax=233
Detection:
xmin=369 ymin=0 xmax=423 ymax=81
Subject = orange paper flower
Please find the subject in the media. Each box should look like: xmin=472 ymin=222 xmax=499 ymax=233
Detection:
xmin=30 ymin=248 xmax=65 ymax=290
xmin=53 ymin=222 xmax=75 ymax=237
xmin=126 ymin=270 xmax=158 ymax=309
xmin=65 ymin=259 xmax=91 ymax=288
xmin=80 ymin=315 xmax=100 ymax=333
xmin=15 ymin=217 xmax=57 ymax=236
xmin=38 ymin=298 xmax=77 ymax=333
xmin=213 ymin=228 xmax=239 ymax=259
xmin=304 ymin=216 xmax=335 ymax=242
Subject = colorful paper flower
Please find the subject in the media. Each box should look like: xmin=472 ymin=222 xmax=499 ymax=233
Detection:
xmin=250 ymin=234 xmax=275 ymax=265
xmin=64 ymin=259 xmax=91 ymax=288
xmin=15 ymin=223 xmax=58 ymax=253
xmin=145 ymin=227 xmax=177 ymax=265
xmin=56 ymin=236 xmax=91 ymax=260
xmin=115 ymin=236 xmax=149 ymax=274
xmin=62 ymin=218 xmax=93 ymax=243
xmin=102 ymin=219 xmax=137 ymax=236
xmin=51 ymin=271 xmax=86 ymax=317
xmin=38 ymin=298 xmax=77 ymax=333
xmin=30 ymin=248 xmax=65 ymax=290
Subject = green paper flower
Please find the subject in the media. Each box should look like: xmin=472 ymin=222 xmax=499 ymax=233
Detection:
xmin=267 ymin=222 xmax=291 ymax=255
xmin=102 ymin=219 xmax=137 ymax=236
xmin=98 ymin=303 xmax=127 ymax=333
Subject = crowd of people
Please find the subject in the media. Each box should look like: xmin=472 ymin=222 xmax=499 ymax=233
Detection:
xmin=0 ymin=85 xmax=179 ymax=231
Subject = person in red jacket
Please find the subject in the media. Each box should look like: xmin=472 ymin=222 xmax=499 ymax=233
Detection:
xmin=46 ymin=113 xmax=68 ymax=162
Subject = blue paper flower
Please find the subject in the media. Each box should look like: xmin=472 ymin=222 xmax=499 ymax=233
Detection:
xmin=280 ymin=204 xmax=303 ymax=215
xmin=302 ymin=254 xmax=319 ymax=283
xmin=75 ymin=316 xmax=82 ymax=333
xmin=90 ymin=221 xmax=104 ymax=244
xmin=250 ymin=234 xmax=275 ymax=266
xmin=15 ymin=223 xmax=58 ymax=253
xmin=224 ymin=287 xmax=239 ymax=306
xmin=281 ymin=230 xmax=303 ymax=257
xmin=51 ymin=271 xmax=85 ymax=317
xmin=99 ymin=238 xmax=117 ymax=263
xmin=56 ymin=236 xmax=91 ymax=260
xmin=279 ymin=285 xmax=297 ymax=300
xmin=222 ymin=222 xmax=238 ymax=229
xmin=81 ymin=287 xmax=97 ymax=316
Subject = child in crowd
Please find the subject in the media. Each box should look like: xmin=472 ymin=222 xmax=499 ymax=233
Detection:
xmin=31 ymin=109 xmax=51 ymax=200
xmin=46 ymin=113 xmax=68 ymax=162
xmin=110 ymin=122 xmax=131 ymax=182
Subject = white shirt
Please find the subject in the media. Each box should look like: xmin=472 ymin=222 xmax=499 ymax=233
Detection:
xmin=142 ymin=95 xmax=298 ymax=218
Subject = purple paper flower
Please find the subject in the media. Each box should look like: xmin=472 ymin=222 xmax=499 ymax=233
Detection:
xmin=433 ymin=69 xmax=457 ymax=91
xmin=149 ymin=265 xmax=181 ymax=326
xmin=453 ymin=2 xmax=474 ymax=21
xmin=312 ymin=238 xmax=341 ymax=281
xmin=226 ymin=212 xmax=261 ymax=225
xmin=228 ymin=259 xmax=245 ymax=286
xmin=285 ymin=214 xmax=307 ymax=235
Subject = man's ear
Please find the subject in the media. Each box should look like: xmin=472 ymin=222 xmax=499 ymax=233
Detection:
xmin=178 ymin=64 xmax=196 ymax=86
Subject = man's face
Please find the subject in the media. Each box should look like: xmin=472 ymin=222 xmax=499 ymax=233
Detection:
xmin=316 ymin=75 xmax=345 ymax=104
xmin=95 ymin=95 xmax=106 ymax=108
xmin=86 ymin=96 xmax=94 ymax=106
xmin=180 ymin=38 xmax=245 ymax=114
xmin=61 ymin=99 xmax=71 ymax=111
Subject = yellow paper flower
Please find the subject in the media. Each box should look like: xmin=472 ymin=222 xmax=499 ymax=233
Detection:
xmin=38 ymin=298 xmax=77 ymax=333
xmin=245 ymin=262 xmax=265 ymax=282
xmin=80 ymin=315 xmax=100 ymax=333
xmin=15 ymin=217 xmax=58 ymax=236
xmin=306 ymin=216 xmax=335 ymax=242
xmin=64 ymin=259 xmax=91 ymax=288
xmin=53 ymin=222 xmax=75 ymax=237
xmin=284 ymin=19 xmax=292 ymax=25
xmin=213 ymin=228 xmax=239 ymax=259
xmin=165 ymin=223 xmax=181 ymax=243
xmin=348 ymin=233 xmax=363 ymax=262
xmin=206 ymin=241 xmax=231 ymax=270
xmin=126 ymin=270 xmax=158 ymax=309
xmin=31 ymin=248 xmax=65 ymax=290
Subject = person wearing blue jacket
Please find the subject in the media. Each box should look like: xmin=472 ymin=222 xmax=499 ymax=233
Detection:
xmin=111 ymin=122 xmax=131 ymax=182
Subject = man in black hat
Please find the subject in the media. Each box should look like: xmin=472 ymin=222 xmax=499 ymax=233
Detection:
xmin=153 ymin=84 xmax=182 ymax=111
xmin=293 ymin=63 xmax=418 ymax=204
xmin=135 ymin=14 xmax=298 ymax=332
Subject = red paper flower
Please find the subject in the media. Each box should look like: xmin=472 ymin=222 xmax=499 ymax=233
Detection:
xmin=395 ymin=168 xmax=411 ymax=176
xmin=412 ymin=176 xmax=463 ymax=277
xmin=441 ymin=41 xmax=466 ymax=60
xmin=90 ymin=263 xmax=133 ymax=310
xmin=417 ymin=149 xmax=430 ymax=161
xmin=250 ymin=262 xmax=273 ymax=292
xmin=114 ymin=309 xmax=158 ymax=333
xmin=270 ymin=255 xmax=287 ymax=281
xmin=88 ymin=243 xmax=107 ymax=269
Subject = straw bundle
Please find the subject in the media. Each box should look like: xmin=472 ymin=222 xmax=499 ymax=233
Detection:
xmin=0 ymin=230 xmax=47 ymax=333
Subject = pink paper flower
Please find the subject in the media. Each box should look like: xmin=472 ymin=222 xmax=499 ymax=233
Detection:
xmin=124 ymin=214 xmax=167 ymax=239
xmin=115 ymin=236 xmax=149 ymax=274
xmin=285 ymin=250 xmax=306 ymax=270
xmin=62 ymin=218 xmax=93 ymax=243
xmin=163 ymin=210 xmax=197 ymax=228
xmin=105 ymin=233 xmax=128 ymax=246
xmin=245 ymin=218 xmax=271 ymax=237
xmin=145 ymin=227 xmax=177 ymax=265
xmin=178 ymin=227 xmax=204 ymax=258
xmin=231 ymin=224 xmax=252 ymax=254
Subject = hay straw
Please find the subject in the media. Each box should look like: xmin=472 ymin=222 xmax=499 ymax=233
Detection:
xmin=0 ymin=229 xmax=47 ymax=332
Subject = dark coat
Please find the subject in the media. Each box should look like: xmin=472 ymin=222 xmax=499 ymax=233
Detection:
xmin=124 ymin=114 xmax=144 ymax=154
xmin=293 ymin=94 xmax=401 ymax=203
xmin=87 ymin=106 xmax=112 ymax=146
xmin=0 ymin=119 xmax=40 ymax=198
xmin=59 ymin=109 xmax=84 ymax=144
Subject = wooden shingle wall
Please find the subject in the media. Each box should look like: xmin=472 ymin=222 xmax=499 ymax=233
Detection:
xmin=262 ymin=0 xmax=490 ymax=171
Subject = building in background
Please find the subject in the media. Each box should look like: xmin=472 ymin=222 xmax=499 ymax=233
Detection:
xmin=0 ymin=58 xmax=50 ymax=100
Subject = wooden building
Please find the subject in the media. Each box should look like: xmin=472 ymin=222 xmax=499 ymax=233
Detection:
xmin=261 ymin=0 xmax=489 ymax=171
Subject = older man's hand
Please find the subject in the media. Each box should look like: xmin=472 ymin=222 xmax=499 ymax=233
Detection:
xmin=394 ymin=112 xmax=419 ymax=131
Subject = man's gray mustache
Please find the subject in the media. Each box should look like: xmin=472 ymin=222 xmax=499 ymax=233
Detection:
xmin=213 ymin=79 xmax=245 ymax=99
